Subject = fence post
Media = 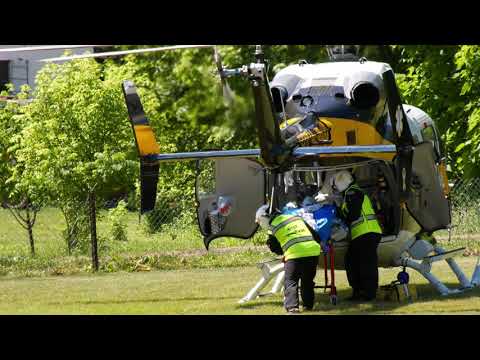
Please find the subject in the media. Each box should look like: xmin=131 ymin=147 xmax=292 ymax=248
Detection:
xmin=89 ymin=191 xmax=99 ymax=272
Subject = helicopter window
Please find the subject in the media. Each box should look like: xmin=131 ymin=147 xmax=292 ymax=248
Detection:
xmin=421 ymin=125 xmax=435 ymax=142
xmin=421 ymin=125 xmax=443 ymax=160
xmin=421 ymin=126 xmax=436 ymax=153
xmin=303 ymin=171 xmax=318 ymax=186
xmin=196 ymin=160 xmax=216 ymax=199
xmin=346 ymin=130 xmax=357 ymax=145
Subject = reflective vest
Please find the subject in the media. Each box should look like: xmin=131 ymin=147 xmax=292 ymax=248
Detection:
xmin=269 ymin=214 xmax=321 ymax=261
xmin=341 ymin=184 xmax=382 ymax=240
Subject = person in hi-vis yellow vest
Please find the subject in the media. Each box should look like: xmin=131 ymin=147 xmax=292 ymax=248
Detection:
xmin=256 ymin=204 xmax=321 ymax=313
xmin=334 ymin=170 xmax=383 ymax=301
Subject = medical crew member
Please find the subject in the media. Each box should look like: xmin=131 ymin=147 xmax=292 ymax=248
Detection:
xmin=256 ymin=204 xmax=321 ymax=313
xmin=334 ymin=170 xmax=383 ymax=301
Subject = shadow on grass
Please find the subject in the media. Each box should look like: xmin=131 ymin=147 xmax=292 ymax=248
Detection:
xmin=236 ymin=299 xmax=284 ymax=309
xmin=236 ymin=283 xmax=480 ymax=314
xmin=315 ymin=283 xmax=480 ymax=314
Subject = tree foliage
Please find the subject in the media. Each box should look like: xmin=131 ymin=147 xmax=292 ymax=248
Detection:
xmin=14 ymin=58 xmax=139 ymax=255
xmin=17 ymin=59 xmax=138 ymax=203
xmin=0 ymin=86 xmax=40 ymax=255
xmin=394 ymin=45 xmax=480 ymax=179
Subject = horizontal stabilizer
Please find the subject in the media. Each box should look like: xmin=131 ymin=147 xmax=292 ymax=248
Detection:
xmin=146 ymin=145 xmax=397 ymax=163
xmin=146 ymin=149 xmax=261 ymax=163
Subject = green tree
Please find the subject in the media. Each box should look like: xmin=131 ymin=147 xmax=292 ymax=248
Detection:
xmin=393 ymin=45 xmax=480 ymax=179
xmin=0 ymin=85 xmax=40 ymax=256
xmin=16 ymin=58 xmax=138 ymax=268
xmin=450 ymin=45 xmax=480 ymax=178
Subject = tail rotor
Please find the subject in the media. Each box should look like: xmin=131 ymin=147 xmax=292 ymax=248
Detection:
xmin=213 ymin=46 xmax=235 ymax=106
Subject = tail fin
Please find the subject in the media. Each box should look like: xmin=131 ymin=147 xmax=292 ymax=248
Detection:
xmin=122 ymin=80 xmax=160 ymax=213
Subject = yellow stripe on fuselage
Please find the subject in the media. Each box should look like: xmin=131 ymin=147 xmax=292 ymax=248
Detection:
xmin=286 ymin=117 xmax=395 ymax=161
xmin=325 ymin=117 xmax=391 ymax=146
xmin=133 ymin=125 xmax=160 ymax=156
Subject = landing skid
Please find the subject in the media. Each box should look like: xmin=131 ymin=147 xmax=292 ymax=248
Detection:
xmin=239 ymin=250 xmax=480 ymax=304
xmin=397 ymin=246 xmax=480 ymax=296
xmin=238 ymin=259 xmax=285 ymax=304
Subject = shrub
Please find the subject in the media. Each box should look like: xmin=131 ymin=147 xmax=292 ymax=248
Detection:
xmin=108 ymin=200 xmax=129 ymax=242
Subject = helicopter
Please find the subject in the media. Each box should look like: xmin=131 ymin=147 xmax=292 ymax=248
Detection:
xmin=4 ymin=44 xmax=480 ymax=304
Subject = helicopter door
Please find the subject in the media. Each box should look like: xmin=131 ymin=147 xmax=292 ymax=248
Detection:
xmin=406 ymin=141 xmax=451 ymax=232
xmin=196 ymin=158 xmax=266 ymax=249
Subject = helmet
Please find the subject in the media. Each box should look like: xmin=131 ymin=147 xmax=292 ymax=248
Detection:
xmin=255 ymin=204 xmax=271 ymax=229
xmin=333 ymin=170 xmax=353 ymax=193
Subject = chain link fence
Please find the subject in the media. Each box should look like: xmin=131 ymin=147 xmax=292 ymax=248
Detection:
xmin=1 ymin=177 xmax=480 ymax=265
xmin=449 ymin=178 xmax=480 ymax=235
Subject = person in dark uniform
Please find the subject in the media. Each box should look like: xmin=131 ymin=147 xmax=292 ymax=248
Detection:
xmin=256 ymin=204 xmax=321 ymax=313
xmin=333 ymin=170 xmax=383 ymax=301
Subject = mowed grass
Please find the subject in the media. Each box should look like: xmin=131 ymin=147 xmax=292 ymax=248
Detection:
xmin=1 ymin=257 xmax=479 ymax=315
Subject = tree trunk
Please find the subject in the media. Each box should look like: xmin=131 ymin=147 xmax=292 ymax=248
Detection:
xmin=89 ymin=192 xmax=99 ymax=272
xmin=26 ymin=208 xmax=35 ymax=256
xmin=60 ymin=207 xmax=73 ymax=255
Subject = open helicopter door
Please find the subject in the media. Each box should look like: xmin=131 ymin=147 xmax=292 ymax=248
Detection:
xmin=383 ymin=70 xmax=414 ymax=202
xmin=196 ymin=158 xmax=266 ymax=250
xmin=407 ymin=141 xmax=451 ymax=231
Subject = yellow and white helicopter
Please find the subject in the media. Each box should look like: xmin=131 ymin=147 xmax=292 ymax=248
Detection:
xmin=5 ymin=44 xmax=479 ymax=304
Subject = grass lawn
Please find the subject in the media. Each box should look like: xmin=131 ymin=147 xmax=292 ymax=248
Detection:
xmin=0 ymin=257 xmax=479 ymax=315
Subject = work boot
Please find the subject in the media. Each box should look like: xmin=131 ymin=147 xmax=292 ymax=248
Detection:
xmin=286 ymin=307 xmax=300 ymax=314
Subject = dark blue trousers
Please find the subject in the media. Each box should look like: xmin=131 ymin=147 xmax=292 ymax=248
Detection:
xmin=284 ymin=256 xmax=319 ymax=310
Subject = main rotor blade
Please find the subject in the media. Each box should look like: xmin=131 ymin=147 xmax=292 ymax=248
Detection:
xmin=39 ymin=45 xmax=215 ymax=62
xmin=0 ymin=45 xmax=106 ymax=53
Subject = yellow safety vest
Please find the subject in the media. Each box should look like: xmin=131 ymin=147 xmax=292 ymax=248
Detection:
xmin=270 ymin=214 xmax=321 ymax=261
xmin=341 ymin=184 xmax=382 ymax=240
